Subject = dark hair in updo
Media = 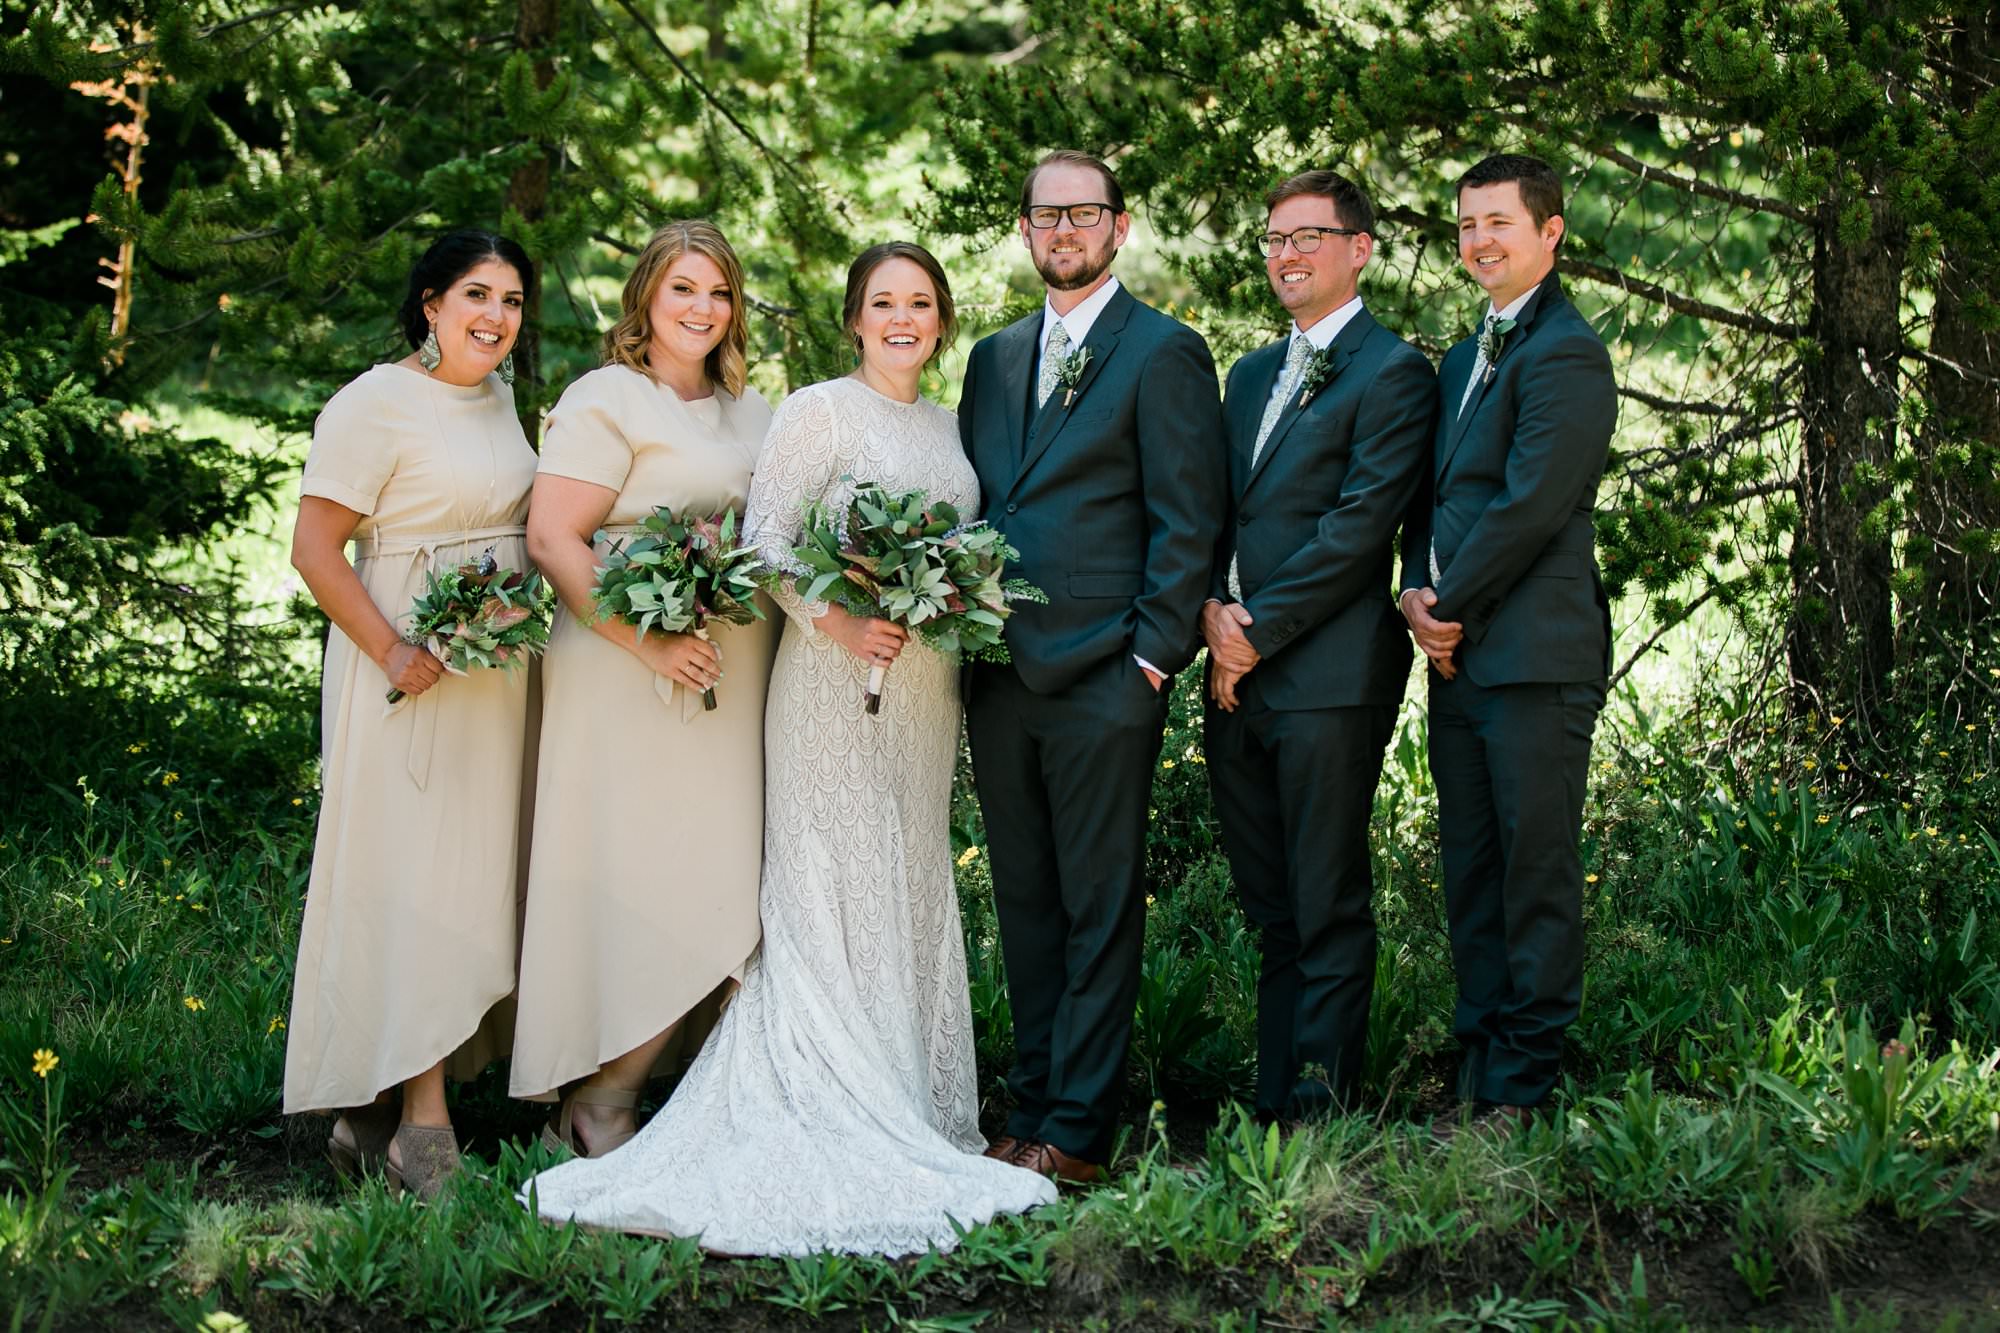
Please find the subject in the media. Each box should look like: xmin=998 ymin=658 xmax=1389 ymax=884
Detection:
xmin=397 ymin=230 xmax=537 ymax=350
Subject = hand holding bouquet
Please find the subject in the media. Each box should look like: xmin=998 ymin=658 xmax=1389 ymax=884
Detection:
xmin=388 ymin=550 xmax=552 ymax=704
xmin=790 ymin=481 xmax=1046 ymax=713
xmin=591 ymin=505 xmax=766 ymax=710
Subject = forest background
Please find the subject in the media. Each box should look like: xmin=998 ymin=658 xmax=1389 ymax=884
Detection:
xmin=3 ymin=1 xmax=2000 ymax=1330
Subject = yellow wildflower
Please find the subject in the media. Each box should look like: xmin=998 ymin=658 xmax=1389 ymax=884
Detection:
xmin=1160 ymin=759 xmax=1176 ymax=770
xmin=126 ymin=743 xmax=145 ymax=754
xmin=1925 ymin=826 xmax=1939 ymax=837
xmin=955 ymin=846 xmax=980 ymax=867
xmin=184 ymin=995 xmax=206 ymax=1012
xmin=291 ymin=797 xmax=304 ymax=806
xmin=32 ymin=1049 xmax=57 ymax=1078
xmin=162 ymin=771 xmax=180 ymax=787
xmin=267 ymin=1015 xmax=286 ymax=1035
xmin=1802 ymin=759 xmax=1816 ymax=770
xmin=1815 ymin=815 xmax=1830 ymax=825
xmin=1585 ymin=873 xmax=1600 ymax=884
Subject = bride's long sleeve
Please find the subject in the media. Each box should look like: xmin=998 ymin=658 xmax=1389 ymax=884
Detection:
xmin=745 ymin=385 xmax=848 ymax=637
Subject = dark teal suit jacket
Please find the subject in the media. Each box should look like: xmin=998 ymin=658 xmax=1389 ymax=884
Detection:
xmin=1213 ymin=308 xmax=1437 ymax=711
xmin=1399 ymin=274 xmax=1616 ymax=686
xmin=959 ymin=286 xmax=1226 ymax=693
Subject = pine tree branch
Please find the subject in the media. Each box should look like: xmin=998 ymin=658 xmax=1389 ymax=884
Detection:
xmin=1559 ymin=257 xmax=1803 ymax=337
xmin=101 ymin=5 xmax=319 ymax=57
xmin=599 ymin=0 xmax=847 ymax=222
xmin=1616 ymin=385 xmax=1741 ymax=417
xmin=1591 ymin=145 xmax=1814 ymax=225
xmin=1609 ymin=581 xmax=1724 ymax=692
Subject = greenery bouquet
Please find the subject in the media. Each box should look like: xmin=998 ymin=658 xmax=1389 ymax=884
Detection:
xmin=790 ymin=481 xmax=1046 ymax=714
xmin=388 ymin=550 xmax=552 ymax=704
xmin=591 ymin=505 xmax=767 ymax=710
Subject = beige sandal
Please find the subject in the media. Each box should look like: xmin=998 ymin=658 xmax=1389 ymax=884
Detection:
xmin=324 ymin=1102 xmax=399 ymax=1182
xmin=541 ymin=1084 xmax=641 ymax=1158
xmin=385 ymin=1123 xmax=461 ymax=1202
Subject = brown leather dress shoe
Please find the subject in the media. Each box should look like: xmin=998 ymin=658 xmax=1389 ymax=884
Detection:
xmin=982 ymin=1135 xmax=1027 ymax=1163
xmin=1017 ymin=1141 xmax=1106 ymax=1186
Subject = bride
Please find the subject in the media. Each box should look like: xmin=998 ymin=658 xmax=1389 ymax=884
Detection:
xmin=520 ymin=242 xmax=1057 ymax=1255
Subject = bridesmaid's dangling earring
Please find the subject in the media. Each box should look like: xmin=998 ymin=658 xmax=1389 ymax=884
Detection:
xmin=419 ymin=324 xmax=442 ymax=372
xmin=498 ymin=353 xmax=516 ymax=385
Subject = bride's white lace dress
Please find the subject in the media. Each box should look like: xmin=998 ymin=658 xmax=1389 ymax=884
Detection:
xmin=521 ymin=377 xmax=1057 ymax=1254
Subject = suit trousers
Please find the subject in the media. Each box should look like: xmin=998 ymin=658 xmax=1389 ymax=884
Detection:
xmin=1205 ymin=691 xmax=1394 ymax=1117
xmin=1427 ymin=670 xmax=1605 ymax=1107
xmin=966 ymin=655 xmax=1170 ymax=1164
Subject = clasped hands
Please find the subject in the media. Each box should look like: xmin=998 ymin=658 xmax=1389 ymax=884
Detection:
xmin=1202 ymin=600 xmax=1261 ymax=712
xmin=1399 ymin=587 xmax=1463 ymax=681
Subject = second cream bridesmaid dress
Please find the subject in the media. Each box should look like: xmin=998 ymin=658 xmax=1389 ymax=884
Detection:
xmin=510 ymin=362 xmax=777 ymax=1102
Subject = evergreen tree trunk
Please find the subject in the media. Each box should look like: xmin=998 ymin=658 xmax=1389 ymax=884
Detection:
xmin=1789 ymin=197 xmax=1904 ymax=727
xmin=1917 ymin=9 xmax=2000 ymax=641
xmin=507 ymin=0 xmax=560 ymax=440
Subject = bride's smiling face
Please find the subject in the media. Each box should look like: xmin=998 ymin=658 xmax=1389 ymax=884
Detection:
xmin=851 ymin=256 xmax=941 ymax=379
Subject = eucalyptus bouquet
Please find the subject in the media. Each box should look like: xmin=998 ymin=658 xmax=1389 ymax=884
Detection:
xmin=591 ymin=505 xmax=766 ymax=710
xmin=388 ymin=550 xmax=552 ymax=704
xmin=791 ymin=481 xmax=1046 ymax=713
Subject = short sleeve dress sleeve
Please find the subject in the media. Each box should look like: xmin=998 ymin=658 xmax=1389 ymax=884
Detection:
xmin=540 ymin=369 xmax=637 ymax=492
xmin=301 ymin=374 xmax=398 ymax=515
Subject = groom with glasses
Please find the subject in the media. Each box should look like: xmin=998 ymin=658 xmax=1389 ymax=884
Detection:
xmin=960 ymin=149 xmax=1225 ymax=1184
xmin=1203 ymin=169 xmax=1437 ymax=1125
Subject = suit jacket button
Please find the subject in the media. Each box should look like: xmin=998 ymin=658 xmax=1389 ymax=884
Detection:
xmin=1006 ymin=502 xmax=1018 ymax=514
xmin=1238 ymin=514 xmax=1250 ymax=526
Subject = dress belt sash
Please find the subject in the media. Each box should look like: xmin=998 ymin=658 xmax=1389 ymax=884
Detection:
xmin=358 ymin=523 xmax=529 ymax=790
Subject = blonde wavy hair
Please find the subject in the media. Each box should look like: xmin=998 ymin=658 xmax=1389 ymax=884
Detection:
xmin=601 ymin=221 xmax=750 ymax=397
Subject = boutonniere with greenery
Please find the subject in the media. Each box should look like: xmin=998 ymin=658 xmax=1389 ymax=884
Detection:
xmin=1478 ymin=316 xmax=1519 ymax=385
xmin=1295 ymin=347 xmax=1339 ymax=409
xmin=1054 ymin=346 xmax=1093 ymax=409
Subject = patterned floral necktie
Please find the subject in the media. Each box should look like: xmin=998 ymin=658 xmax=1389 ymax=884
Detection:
xmin=1036 ymin=320 xmax=1072 ymax=409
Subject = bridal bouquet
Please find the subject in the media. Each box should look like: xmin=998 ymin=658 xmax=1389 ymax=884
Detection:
xmin=791 ymin=481 xmax=1046 ymax=713
xmin=591 ymin=505 xmax=766 ymax=710
xmin=388 ymin=550 xmax=552 ymax=704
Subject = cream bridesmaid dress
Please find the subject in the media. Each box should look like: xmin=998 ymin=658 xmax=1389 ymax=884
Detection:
xmin=510 ymin=363 xmax=778 ymax=1101
xmin=284 ymin=364 xmax=538 ymax=1113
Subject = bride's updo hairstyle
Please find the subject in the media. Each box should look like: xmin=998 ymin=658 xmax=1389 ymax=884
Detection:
xmin=840 ymin=241 xmax=959 ymax=370
xmin=603 ymin=220 xmax=750 ymax=398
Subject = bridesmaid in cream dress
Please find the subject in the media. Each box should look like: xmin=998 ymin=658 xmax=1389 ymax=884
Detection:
xmin=284 ymin=230 xmax=540 ymax=1199
xmin=512 ymin=222 xmax=778 ymax=1153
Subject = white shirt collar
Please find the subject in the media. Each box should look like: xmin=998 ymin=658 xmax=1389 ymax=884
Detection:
xmin=1487 ymin=286 xmax=1537 ymax=324
xmin=1291 ymin=296 xmax=1364 ymax=352
xmin=1040 ymin=275 xmax=1123 ymax=351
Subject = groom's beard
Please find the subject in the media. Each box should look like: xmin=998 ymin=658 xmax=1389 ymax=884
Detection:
xmin=1035 ymin=238 xmax=1117 ymax=292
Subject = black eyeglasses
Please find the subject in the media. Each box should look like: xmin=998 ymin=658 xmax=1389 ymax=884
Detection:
xmin=1025 ymin=202 xmax=1115 ymax=230
xmin=1256 ymin=226 xmax=1364 ymax=256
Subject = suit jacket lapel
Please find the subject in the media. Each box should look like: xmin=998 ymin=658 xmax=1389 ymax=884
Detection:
xmin=1244 ymin=310 xmax=1375 ymax=495
xmin=1437 ymin=274 xmax=1560 ymax=480
xmin=1010 ymin=287 xmax=1133 ymax=497
xmin=1227 ymin=341 xmax=1284 ymax=497
xmin=994 ymin=315 xmax=1038 ymax=474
